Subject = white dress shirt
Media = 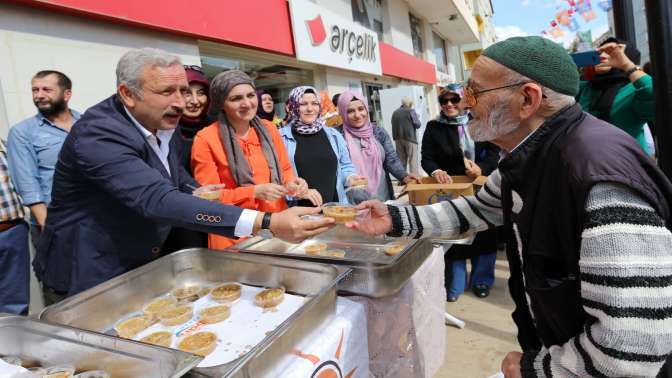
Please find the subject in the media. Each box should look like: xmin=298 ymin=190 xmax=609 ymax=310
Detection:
xmin=123 ymin=107 xmax=258 ymax=237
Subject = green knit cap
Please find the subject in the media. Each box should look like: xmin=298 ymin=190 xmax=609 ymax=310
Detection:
xmin=482 ymin=36 xmax=579 ymax=96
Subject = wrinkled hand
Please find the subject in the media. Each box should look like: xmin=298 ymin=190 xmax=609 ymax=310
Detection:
xmin=270 ymin=207 xmax=335 ymax=243
xmin=344 ymin=200 xmax=393 ymax=236
xmin=254 ymin=183 xmax=287 ymax=201
xmin=285 ymin=177 xmax=309 ymax=198
xmin=501 ymin=351 xmax=523 ymax=378
xmin=432 ymin=170 xmax=453 ymax=184
xmin=299 ymin=188 xmax=323 ymax=207
xmin=599 ymin=42 xmax=634 ymax=71
xmin=465 ymin=160 xmax=482 ymax=179
xmin=402 ymin=174 xmax=422 ymax=185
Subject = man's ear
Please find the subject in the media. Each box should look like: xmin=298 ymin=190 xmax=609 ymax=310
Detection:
xmin=62 ymin=89 xmax=72 ymax=102
xmin=118 ymin=84 xmax=136 ymax=108
xmin=518 ymin=83 xmax=543 ymax=120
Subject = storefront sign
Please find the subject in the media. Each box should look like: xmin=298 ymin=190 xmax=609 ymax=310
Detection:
xmin=289 ymin=0 xmax=383 ymax=76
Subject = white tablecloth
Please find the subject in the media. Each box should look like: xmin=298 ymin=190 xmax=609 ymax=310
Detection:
xmin=350 ymin=246 xmax=447 ymax=378
xmin=265 ymin=297 xmax=370 ymax=378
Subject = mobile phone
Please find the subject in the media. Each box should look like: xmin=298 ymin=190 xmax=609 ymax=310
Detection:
xmin=570 ymin=50 xmax=601 ymax=67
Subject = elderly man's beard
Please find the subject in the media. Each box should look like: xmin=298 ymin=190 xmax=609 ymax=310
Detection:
xmin=467 ymin=98 xmax=520 ymax=142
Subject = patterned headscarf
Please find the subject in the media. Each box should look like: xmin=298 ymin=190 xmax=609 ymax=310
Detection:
xmin=286 ymin=86 xmax=327 ymax=135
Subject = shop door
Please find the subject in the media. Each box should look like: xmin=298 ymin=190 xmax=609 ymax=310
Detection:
xmin=362 ymin=82 xmax=383 ymax=127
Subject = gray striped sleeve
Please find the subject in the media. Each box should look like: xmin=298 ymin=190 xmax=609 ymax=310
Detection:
xmin=523 ymin=182 xmax=672 ymax=378
xmin=387 ymin=171 xmax=504 ymax=239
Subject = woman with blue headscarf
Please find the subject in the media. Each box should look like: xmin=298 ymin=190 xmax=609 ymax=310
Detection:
xmin=421 ymin=83 xmax=500 ymax=302
xmin=280 ymin=86 xmax=363 ymax=205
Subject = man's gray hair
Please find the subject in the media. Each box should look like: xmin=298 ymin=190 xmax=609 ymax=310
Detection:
xmin=500 ymin=66 xmax=576 ymax=118
xmin=401 ymin=97 xmax=414 ymax=107
xmin=116 ymin=48 xmax=182 ymax=96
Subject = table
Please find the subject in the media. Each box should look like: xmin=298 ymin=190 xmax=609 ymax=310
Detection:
xmin=265 ymin=297 xmax=370 ymax=378
xmin=350 ymin=246 xmax=447 ymax=378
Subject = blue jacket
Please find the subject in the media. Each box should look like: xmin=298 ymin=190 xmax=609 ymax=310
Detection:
xmin=279 ymin=125 xmax=357 ymax=204
xmin=34 ymin=95 xmax=244 ymax=295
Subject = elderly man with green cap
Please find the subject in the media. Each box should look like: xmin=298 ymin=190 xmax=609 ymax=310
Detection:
xmin=347 ymin=36 xmax=672 ymax=377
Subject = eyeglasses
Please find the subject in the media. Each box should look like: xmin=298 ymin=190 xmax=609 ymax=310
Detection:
xmin=183 ymin=65 xmax=203 ymax=73
xmin=439 ymin=97 xmax=461 ymax=105
xmin=463 ymin=81 xmax=532 ymax=107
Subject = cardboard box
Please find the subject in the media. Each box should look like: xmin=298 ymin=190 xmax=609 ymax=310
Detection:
xmin=405 ymin=175 xmax=487 ymax=205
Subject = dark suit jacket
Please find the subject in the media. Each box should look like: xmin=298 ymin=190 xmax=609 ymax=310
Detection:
xmin=34 ymin=95 xmax=244 ymax=295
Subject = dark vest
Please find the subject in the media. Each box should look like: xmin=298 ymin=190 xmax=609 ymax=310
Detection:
xmin=498 ymin=104 xmax=672 ymax=350
xmin=391 ymin=107 xmax=418 ymax=144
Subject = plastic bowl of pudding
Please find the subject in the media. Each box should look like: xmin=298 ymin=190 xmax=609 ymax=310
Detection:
xmin=114 ymin=315 xmax=152 ymax=339
xmin=199 ymin=305 xmax=231 ymax=324
xmin=158 ymin=305 xmax=193 ymax=327
xmin=143 ymin=296 xmax=177 ymax=321
xmin=210 ymin=283 xmax=242 ymax=304
xmin=350 ymin=177 xmax=368 ymax=188
xmin=255 ymin=287 xmax=285 ymax=308
xmin=304 ymin=242 xmax=327 ymax=256
xmin=384 ymin=243 xmax=405 ymax=256
xmin=321 ymin=203 xmax=357 ymax=224
xmin=178 ymin=332 xmax=218 ymax=357
xmin=321 ymin=249 xmax=346 ymax=258
xmin=140 ymin=331 xmax=173 ymax=348
xmin=171 ymin=285 xmax=201 ymax=303
xmin=43 ymin=365 xmax=76 ymax=378
xmin=74 ymin=371 xmax=111 ymax=378
xmin=194 ymin=189 xmax=221 ymax=202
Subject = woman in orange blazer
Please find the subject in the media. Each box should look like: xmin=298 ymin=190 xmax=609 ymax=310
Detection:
xmin=192 ymin=70 xmax=322 ymax=250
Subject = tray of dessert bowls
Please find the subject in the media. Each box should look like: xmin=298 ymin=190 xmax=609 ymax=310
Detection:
xmin=0 ymin=313 xmax=200 ymax=378
xmin=39 ymin=249 xmax=346 ymax=378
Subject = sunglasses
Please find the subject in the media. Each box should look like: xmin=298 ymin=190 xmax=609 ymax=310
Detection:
xmin=439 ymin=97 xmax=461 ymax=105
xmin=183 ymin=65 xmax=203 ymax=73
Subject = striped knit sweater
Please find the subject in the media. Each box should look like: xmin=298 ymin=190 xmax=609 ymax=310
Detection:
xmin=389 ymin=170 xmax=672 ymax=377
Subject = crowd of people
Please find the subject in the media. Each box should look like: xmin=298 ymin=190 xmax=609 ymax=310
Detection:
xmin=0 ymin=34 xmax=669 ymax=377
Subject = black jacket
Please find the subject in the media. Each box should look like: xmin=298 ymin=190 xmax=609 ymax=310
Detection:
xmin=421 ymin=119 xmax=499 ymax=176
xmin=498 ymin=104 xmax=672 ymax=352
xmin=421 ymin=118 xmax=500 ymax=259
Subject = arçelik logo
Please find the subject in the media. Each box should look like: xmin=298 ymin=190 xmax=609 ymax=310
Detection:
xmin=306 ymin=15 xmax=327 ymax=46
xmin=304 ymin=14 xmax=377 ymax=63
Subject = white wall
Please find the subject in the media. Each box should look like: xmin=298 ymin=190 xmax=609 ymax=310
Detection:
xmin=0 ymin=4 xmax=201 ymax=137
xmin=314 ymin=0 xmax=353 ymax=20
xmin=382 ymin=0 xmax=414 ymax=55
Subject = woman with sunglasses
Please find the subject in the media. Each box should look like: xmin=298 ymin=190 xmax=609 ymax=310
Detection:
xmin=335 ymin=90 xmax=419 ymax=202
xmin=280 ymin=86 xmax=364 ymax=206
xmin=421 ymin=83 xmax=500 ymax=302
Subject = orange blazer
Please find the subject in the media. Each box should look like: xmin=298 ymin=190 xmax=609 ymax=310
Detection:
xmin=191 ymin=119 xmax=295 ymax=250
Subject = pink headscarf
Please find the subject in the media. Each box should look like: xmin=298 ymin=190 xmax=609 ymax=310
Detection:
xmin=337 ymin=90 xmax=383 ymax=195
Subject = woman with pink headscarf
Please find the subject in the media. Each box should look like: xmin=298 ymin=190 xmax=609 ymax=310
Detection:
xmin=336 ymin=90 xmax=419 ymax=201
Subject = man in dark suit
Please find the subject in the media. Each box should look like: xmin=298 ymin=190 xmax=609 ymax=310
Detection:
xmin=33 ymin=48 xmax=332 ymax=302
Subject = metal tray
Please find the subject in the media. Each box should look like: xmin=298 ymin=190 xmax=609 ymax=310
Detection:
xmin=233 ymin=226 xmax=436 ymax=297
xmin=0 ymin=313 xmax=200 ymax=377
xmin=40 ymin=249 xmax=346 ymax=378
